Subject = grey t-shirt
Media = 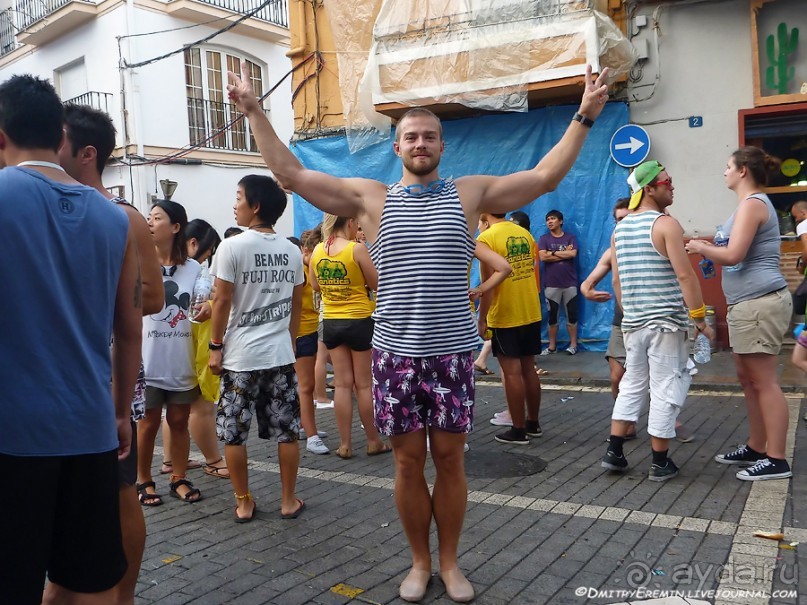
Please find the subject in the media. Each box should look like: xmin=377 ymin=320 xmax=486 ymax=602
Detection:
xmin=722 ymin=193 xmax=786 ymax=305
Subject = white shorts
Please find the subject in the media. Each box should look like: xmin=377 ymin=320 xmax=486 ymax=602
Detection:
xmin=611 ymin=327 xmax=691 ymax=439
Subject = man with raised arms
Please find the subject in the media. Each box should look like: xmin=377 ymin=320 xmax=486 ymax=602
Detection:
xmin=226 ymin=63 xmax=609 ymax=603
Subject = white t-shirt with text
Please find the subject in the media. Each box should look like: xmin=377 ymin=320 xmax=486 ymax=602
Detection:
xmin=211 ymin=230 xmax=304 ymax=371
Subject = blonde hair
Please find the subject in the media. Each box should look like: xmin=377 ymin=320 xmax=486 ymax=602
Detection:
xmin=321 ymin=214 xmax=351 ymax=239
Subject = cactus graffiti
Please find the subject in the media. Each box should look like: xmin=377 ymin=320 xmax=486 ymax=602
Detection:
xmin=765 ymin=22 xmax=799 ymax=95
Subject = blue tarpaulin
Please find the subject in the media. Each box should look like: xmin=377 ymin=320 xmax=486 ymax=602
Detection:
xmin=290 ymin=102 xmax=629 ymax=351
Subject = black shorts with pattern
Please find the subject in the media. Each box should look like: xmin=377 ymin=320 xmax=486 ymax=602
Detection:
xmin=216 ymin=364 xmax=301 ymax=445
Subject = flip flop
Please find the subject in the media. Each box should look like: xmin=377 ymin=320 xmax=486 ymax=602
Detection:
xmin=160 ymin=459 xmax=202 ymax=475
xmin=234 ymin=500 xmax=257 ymax=524
xmin=203 ymin=458 xmax=230 ymax=479
xmin=281 ymin=498 xmax=306 ymax=519
xmin=473 ymin=364 xmax=494 ymax=375
xmin=335 ymin=446 xmax=352 ymax=459
xmin=367 ymin=443 xmax=392 ymax=456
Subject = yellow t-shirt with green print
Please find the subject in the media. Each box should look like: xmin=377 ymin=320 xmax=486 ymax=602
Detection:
xmin=477 ymin=220 xmax=541 ymax=328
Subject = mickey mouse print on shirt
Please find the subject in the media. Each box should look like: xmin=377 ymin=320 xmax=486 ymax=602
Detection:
xmin=153 ymin=279 xmax=192 ymax=328
xmin=146 ymin=261 xmax=201 ymax=337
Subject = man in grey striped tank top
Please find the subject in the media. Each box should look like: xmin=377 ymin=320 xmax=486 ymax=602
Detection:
xmin=601 ymin=161 xmax=714 ymax=483
xmin=227 ymin=61 xmax=610 ymax=603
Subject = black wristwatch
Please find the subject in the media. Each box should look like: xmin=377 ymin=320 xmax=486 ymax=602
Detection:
xmin=572 ymin=112 xmax=595 ymax=128
xmin=208 ymin=341 xmax=223 ymax=351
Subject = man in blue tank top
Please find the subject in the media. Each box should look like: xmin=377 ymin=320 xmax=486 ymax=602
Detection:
xmin=601 ymin=160 xmax=714 ymax=483
xmin=227 ymin=61 xmax=610 ymax=603
xmin=59 ymin=103 xmax=165 ymax=605
xmin=0 ymin=75 xmax=143 ymax=604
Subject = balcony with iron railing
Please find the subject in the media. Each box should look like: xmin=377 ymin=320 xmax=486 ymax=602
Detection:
xmin=194 ymin=0 xmax=287 ymax=27
xmin=187 ymin=97 xmax=270 ymax=153
xmin=8 ymin=0 xmax=286 ymax=48
xmin=64 ymin=91 xmax=113 ymax=113
xmin=13 ymin=0 xmax=97 ymax=46
xmin=1 ymin=8 xmax=17 ymax=57
xmin=166 ymin=0 xmax=288 ymax=42
xmin=15 ymin=0 xmax=88 ymax=30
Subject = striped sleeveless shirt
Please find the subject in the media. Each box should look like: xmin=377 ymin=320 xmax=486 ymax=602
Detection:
xmin=370 ymin=179 xmax=478 ymax=356
xmin=614 ymin=211 xmax=688 ymax=332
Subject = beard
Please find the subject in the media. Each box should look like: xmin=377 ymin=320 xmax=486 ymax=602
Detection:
xmin=402 ymin=153 xmax=439 ymax=176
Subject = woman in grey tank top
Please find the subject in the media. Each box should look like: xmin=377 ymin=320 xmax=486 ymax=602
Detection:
xmin=685 ymin=147 xmax=792 ymax=482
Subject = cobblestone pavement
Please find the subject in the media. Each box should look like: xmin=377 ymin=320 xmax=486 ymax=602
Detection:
xmin=135 ymin=382 xmax=805 ymax=605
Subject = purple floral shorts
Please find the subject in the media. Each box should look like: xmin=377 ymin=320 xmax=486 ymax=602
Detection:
xmin=372 ymin=348 xmax=475 ymax=436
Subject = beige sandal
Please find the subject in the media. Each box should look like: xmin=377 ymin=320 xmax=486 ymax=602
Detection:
xmin=335 ymin=446 xmax=352 ymax=459
xmin=367 ymin=442 xmax=392 ymax=456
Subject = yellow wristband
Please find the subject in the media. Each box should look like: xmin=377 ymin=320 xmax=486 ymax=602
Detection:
xmin=689 ymin=304 xmax=706 ymax=319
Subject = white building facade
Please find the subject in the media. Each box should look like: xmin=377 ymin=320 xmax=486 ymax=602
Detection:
xmin=0 ymin=0 xmax=296 ymax=237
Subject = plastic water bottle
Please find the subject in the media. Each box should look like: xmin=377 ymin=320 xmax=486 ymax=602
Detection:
xmin=713 ymin=224 xmax=728 ymax=247
xmin=693 ymin=333 xmax=711 ymax=364
xmin=795 ymin=324 xmax=805 ymax=339
xmin=714 ymin=224 xmax=743 ymax=273
xmin=189 ymin=266 xmax=212 ymax=323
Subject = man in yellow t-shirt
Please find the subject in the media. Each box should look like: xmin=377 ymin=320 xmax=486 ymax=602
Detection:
xmin=477 ymin=212 xmax=543 ymax=445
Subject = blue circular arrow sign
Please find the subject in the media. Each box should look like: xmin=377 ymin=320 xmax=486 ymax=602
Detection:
xmin=609 ymin=124 xmax=651 ymax=168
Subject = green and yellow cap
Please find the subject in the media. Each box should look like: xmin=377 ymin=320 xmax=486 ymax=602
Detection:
xmin=627 ymin=160 xmax=664 ymax=210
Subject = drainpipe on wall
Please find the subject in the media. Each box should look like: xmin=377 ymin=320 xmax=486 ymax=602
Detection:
xmin=120 ymin=0 xmax=148 ymax=212
xmin=285 ymin=0 xmax=307 ymax=57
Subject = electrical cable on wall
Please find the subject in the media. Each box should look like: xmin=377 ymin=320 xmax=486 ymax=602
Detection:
xmin=122 ymin=0 xmax=278 ymax=69
xmin=119 ymin=16 xmax=238 ymax=40
xmin=115 ymin=53 xmax=316 ymax=167
xmin=632 ymin=116 xmax=695 ymax=126
xmin=291 ymin=52 xmax=323 ymax=103
xmin=629 ymin=6 xmax=663 ymax=103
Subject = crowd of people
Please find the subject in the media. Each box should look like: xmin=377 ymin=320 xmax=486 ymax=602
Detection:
xmin=0 ymin=63 xmax=799 ymax=605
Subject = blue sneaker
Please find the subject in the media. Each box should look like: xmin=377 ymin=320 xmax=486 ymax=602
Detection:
xmin=736 ymin=458 xmax=792 ymax=481
xmin=715 ymin=444 xmax=765 ymax=466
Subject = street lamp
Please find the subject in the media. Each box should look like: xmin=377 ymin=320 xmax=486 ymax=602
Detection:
xmin=160 ymin=179 xmax=178 ymax=200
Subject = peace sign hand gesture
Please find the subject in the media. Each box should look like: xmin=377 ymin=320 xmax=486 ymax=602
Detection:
xmin=577 ymin=64 xmax=610 ymax=121
xmin=227 ymin=59 xmax=261 ymax=114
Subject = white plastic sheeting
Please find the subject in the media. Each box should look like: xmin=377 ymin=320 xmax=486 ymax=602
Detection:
xmin=323 ymin=0 xmax=636 ymax=152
